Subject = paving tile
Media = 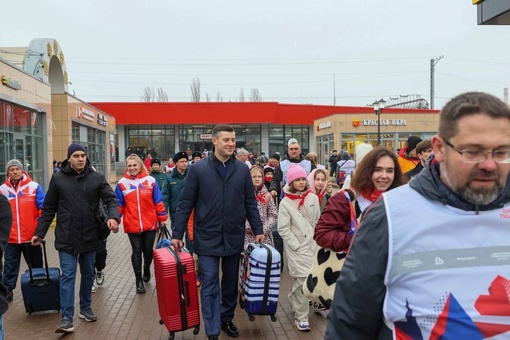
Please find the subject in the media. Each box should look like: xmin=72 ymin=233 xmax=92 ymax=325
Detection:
xmin=4 ymin=229 xmax=329 ymax=339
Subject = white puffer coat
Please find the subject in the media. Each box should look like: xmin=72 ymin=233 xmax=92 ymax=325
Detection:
xmin=277 ymin=184 xmax=321 ymax=278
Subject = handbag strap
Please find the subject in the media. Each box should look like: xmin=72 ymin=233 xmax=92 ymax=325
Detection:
xmin=341 ymin=190 xmax=358 ymax=234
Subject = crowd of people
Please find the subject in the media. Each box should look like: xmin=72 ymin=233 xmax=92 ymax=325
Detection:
xmin=0 ymin=91 xmax=508 ymax=339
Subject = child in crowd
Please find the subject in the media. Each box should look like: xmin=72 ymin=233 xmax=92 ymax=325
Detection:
xmin=307 ymin=168 xmax=329 ymax=212
xmin=277 ymin=164 xmax=321 ymax=332
xmin=245 ymin=166 xmax=277 ymax=247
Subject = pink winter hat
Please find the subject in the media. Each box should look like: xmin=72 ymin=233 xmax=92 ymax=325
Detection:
xmin=286 ymin=163 xmax=307 ymax=184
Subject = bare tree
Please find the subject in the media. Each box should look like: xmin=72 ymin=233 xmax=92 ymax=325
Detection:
xmin=141 ymin=86 xmax=168 ymax=102
xmin=205 ymin=93 xmax=211 ymax=102
xmin=249 ymin=88 xmax=262 ymax=102
xmin=190 ymin=77 xmax=201 ymax=102
xmin=239 ymin=88 xmax=245 ymax=102
xmin=140 ymin=86 xmax=155 ymax=102
xmin=216 ymin=91 xmax=223 ymax=102
xmin=157 ymin=87 xmax=168 ymax=102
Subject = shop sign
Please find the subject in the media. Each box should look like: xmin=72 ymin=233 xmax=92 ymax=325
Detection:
xmin=318 ymin=121 xmax=332 ymax=130
xmin=363 ymin=119 xmax=407 ymax=126
xmin=98 ymin=113 xmax=108 ymax=127
xmin=1 ymin=75 xmax=21 ymax=90
xmin=200 ymin=134 xmax=212 ymax=139
xmin=77 ymin=106 xmax=94 ymax=122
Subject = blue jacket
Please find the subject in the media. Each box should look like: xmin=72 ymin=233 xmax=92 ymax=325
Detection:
xmin=172 ymin=152 xmax=263 ymax=256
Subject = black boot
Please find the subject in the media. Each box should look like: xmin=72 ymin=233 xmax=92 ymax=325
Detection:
xmin=135 ymin=273 xmax=145 ymax=294
xmin=143 ymin=264 xmax=151 ymax=283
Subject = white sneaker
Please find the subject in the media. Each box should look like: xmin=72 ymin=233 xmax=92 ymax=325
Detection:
xmin=91 ymin=282 xmax=97 ymax=293
xmin=295 ymin=320 xmax=310 ymax=331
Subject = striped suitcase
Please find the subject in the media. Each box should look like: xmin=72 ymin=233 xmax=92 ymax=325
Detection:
xmin=239 ymin=242 xmax=281 ymax=322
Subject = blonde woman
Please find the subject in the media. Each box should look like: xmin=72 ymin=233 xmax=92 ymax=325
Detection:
xmin=115 ymin=154 xmax=168 ymax=294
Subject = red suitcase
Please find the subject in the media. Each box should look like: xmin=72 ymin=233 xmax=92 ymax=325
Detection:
xmin=154 ymin=246 xmax=200 ymax=340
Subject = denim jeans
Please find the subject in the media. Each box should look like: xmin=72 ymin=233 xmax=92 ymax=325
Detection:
xmin=0 ymin=314 xmax=3 ymax=340
xmin=3 ymin=243 xmax=43 ymax=290
xmin=59 ymin=251 xmax=96 ymax=319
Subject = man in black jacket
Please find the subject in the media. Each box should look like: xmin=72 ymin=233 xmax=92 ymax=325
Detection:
xmin=0 ymin=194 xmax=12 ymax=338
xmin=328 ymin=150 xmax=338 ymax=177
xmin=32 ymin=143 xmax=119 ymax=334
xmin=172 ymin=125 xmax=264 ymax=340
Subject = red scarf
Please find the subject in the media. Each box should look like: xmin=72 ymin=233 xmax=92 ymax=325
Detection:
xmin=285 ymin=189 xmax=312 ymax=210
xmin=358 ymin=188 xmax=385 ymax=202
xmin=255 ymin=193 xmax=267 ymax=204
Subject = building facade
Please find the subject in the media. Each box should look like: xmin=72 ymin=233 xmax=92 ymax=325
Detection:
xmin=0 ymin=38 xmax=117 ymax=186
xmin=314 ymin=106 xmax=439 ymax=166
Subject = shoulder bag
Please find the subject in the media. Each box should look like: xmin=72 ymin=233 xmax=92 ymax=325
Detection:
xmin=303 ymin=190 xmax=357 ymax=309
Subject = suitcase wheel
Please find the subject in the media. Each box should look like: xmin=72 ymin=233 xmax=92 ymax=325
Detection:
xmin=271 ymin=315 xmax=278 ymax=322
xmin=193 ymin=325 xmax=199 ymax=335
xmin=159 ymin=319 xmax=164 ymax=325
xmin=168 ymin=332 xmax=175 ymax=340
xmin=248 ymin=313 xmax=255 ymax=322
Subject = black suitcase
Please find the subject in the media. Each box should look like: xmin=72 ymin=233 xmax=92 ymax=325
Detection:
xmin=20 ymin=240 xmax=61 ymax=314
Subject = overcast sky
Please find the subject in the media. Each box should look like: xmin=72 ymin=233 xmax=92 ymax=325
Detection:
xmin=1 ymin=1 xmax=509 ymax=108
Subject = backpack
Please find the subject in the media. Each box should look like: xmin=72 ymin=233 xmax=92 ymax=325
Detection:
xmin=337 ymin=161 xmax=348 ymax=186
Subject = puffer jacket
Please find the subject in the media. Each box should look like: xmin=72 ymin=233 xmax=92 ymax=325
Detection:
xmin=116 ymin=168 xmax=167 ymax=233
xmin=277 ymin=185 xmax=321 ymax=278
xmin=172 ymin=152 xmax=263 ymax=257
xmin=0 ymin=172 xmax=45 ymax=243
xmin=35 ymin=159 xmax=119 ymax=255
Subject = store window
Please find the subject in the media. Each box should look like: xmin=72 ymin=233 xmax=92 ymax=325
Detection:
xmin=128 ymin=125 xmax=175 ymax=160
xmin=0 ymin=102 xmax=44 ymax=185
xmin=269 ymin=125 xmax=309 ymax=156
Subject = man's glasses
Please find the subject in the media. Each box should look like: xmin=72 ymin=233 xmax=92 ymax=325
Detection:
xmin=442 ymin=137 xmax=510 ymax=164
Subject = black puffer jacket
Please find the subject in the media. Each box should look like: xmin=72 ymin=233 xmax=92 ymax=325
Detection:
xmin=35 ymin=159 xmax=119 ymax=255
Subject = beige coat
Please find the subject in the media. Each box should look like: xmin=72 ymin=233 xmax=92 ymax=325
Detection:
xmin=277 ymin=185 xmax=321 ymax=278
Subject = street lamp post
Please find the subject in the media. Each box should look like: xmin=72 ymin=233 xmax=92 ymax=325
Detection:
xmin=373 ymin=98 xmax=386 ymax=146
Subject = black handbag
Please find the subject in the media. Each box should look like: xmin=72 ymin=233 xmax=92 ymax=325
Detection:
xmin=74 ymin=179 xmax=111 ymax=240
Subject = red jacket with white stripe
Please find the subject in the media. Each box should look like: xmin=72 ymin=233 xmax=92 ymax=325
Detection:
xmin=115 ymin=169 xmax=167 ymax=234
xmin=0 ymin=173 xmax=45 ymax=243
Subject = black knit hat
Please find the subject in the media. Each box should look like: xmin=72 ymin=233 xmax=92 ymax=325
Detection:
xmin=270 ymin=153 xmax=280 ymax=161
xmin=151 ymin=158 xmax=161 ymax=166
xmin=173 ymin=152 xmax=188 ymax=163
xmin=407 ymin=136 xmax=423 ymax=153
xmin=67 ymin=143 xmax=86 ymax=159
xmin=264 ymin=167 xmax=274 ymax=175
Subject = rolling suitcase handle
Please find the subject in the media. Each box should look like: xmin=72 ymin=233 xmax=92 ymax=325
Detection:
xmin=24 ymin=240 xmax=51 ymax=285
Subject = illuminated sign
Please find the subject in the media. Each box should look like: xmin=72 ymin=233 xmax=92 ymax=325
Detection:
xmin=200 ymin=134 xmax=212 ymax=139
xmin=363 ymin=119 xmax=407 ymax=126
xmin=77 ymin=107 xmax=95 ymax=122
xmin=1 ymin=75 xmax=21 ymax=90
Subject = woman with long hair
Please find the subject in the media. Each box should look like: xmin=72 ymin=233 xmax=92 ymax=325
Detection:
xmin=313 ymin=147 xmax=405 ymax=311
xmin=115 ymin=154 xmax=168 ymax=294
